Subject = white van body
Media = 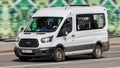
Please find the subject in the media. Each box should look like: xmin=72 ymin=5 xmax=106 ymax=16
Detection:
xmin=14 ymin=6 xmax=109 ymax=61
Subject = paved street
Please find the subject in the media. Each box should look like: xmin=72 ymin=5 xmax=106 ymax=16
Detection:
xmin=0 ymin=46 xmax=120 ymax=68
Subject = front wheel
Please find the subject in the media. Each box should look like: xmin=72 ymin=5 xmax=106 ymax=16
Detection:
xmin=52 ymin=48 xmax=65 ymax=62
xmin=92 ymin=45 xmax=103 ymax=59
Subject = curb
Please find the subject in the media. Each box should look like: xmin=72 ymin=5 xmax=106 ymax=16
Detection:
xmin=0 ymin=50 xmax=14 ymax=53
xmin=110 ymin=43 xmax=120 ymax=45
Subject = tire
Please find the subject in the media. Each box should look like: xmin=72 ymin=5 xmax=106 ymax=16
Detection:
xmin=52 ymin=48 xmax=65 ymax=62
xmin=19 ymin=57 xmax=30 ymax=61
xmin=92 ymin=45 xmax=103 ymax=59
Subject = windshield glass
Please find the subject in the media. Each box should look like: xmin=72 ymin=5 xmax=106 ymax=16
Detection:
xmin=24 ymin=17 xmax=63 ymax=32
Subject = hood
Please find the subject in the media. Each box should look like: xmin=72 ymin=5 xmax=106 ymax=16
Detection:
xmin=18 ymin=32 xmax=55 ymax=39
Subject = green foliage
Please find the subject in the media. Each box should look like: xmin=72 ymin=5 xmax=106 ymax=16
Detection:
xmin=0 ymin=0 xmax=120 ymax=39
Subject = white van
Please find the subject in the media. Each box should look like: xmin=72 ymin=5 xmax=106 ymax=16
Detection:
xmin=14 ymin=5 xmax=109 ymax=62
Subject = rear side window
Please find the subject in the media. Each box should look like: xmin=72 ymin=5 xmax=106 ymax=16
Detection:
xmin=93 ymin=14 xmax=105 ymax=29
xmin=76 ymin=15 xmax=92 ymax=31
xmin=76 ymin=14 xmax=105 ymax=31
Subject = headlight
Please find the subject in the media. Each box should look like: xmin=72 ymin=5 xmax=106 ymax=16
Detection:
xmin=41 ymin=36 xmax=53 ymax=43
xmin=16 ymin=37 xmax=20 ymax=42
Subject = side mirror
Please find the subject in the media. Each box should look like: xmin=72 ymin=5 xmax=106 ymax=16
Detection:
xmin=61 ymin=28 xmax=68 ymax=36
xmin=21 ymin=27 xmax=24 ymax=32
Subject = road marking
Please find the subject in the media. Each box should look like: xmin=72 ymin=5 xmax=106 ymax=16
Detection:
xmin=105 ymin=51 xmax=120 ymax=54
xmin=78 ymin=57 xmax=120 ymax=64
xmin=106 ymin=66 xmax=120 ymax=68
xmin=1 ymin=57 xmax=120 ymax=68
xmin=0 ymin=62 xmax=71 ymax=68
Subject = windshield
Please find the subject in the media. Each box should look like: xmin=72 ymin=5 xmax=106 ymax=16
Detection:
xmin=24 ymin=17 xmax=63 ymax=32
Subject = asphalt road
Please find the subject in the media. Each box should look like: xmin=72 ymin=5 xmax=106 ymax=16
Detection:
xmin=0 ymin=46 xmax=120 ymax=68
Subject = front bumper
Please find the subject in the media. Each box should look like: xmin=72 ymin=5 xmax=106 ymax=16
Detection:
xmin=14 ymin=47 xmax=55 ymax=58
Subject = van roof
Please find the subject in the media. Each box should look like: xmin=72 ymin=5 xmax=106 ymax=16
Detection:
xmin=33 ymin=6 xmax=106 ymax=17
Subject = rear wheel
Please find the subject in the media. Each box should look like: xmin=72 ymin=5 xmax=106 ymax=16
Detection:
xmin=92 ymin=45 xmax=103 ymax=59
xmin=52 ymin=48 xmax=65 ymax=62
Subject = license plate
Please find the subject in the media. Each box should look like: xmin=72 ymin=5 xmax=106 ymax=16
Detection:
xmin=22 ymin=50 xmax=32 ymax=53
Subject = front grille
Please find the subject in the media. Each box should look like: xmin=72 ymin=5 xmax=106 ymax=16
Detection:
xmin=19 ymin=39 xmax=39 ymax=47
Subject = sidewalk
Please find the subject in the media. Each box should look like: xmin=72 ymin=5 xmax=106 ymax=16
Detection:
xmin=0 ymin=37 xmax=120 ymax=53
xmin=0 ymin=42 xmax=16 ymax=53
xmin=109 ymin=37 xmax=120 ymax=45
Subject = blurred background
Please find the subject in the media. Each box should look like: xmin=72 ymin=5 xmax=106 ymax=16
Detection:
xmin=0 ymin=0 xmax=120 ymax=40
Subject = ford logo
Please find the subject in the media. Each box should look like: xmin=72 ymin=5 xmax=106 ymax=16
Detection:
xmin=26 ymin=42 xmax=31 ymax=44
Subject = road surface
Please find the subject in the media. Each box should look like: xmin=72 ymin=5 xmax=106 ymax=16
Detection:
xmin=0 ymin=46 xmax=120 ymax=68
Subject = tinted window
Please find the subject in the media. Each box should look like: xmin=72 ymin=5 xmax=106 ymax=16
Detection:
xmin=76 ymin=15 xmax=92 ymax=31
xmin=58 ymin=17 xmax=72 ymax=37
xmin=93 ymin=14 xmax=105 ymax=29
xmin=76 ymin=14 xmax=105 ymax=31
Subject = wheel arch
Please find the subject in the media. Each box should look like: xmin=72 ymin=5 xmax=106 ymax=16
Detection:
xmin=94 ymin=41 xmax=103 ymax=49
xmin=55 ymin=44 xmax=65 ymax=51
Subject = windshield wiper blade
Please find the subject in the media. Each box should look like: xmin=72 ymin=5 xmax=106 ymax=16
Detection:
xmin=24 ymin=32 xmax=31 ymax=34
xmin=36 ymin=32 xmax=46 ymax=34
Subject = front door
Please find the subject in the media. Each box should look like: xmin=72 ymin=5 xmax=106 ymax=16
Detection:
xmin=57 ymin=17 xmax=74 ymax=52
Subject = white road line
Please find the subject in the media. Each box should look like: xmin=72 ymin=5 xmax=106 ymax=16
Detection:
xmin=78 ymin=57 xmax=120 ymax=64
xmin=106 ymin=66 xmax=120 ymax=68
xmin=1 ymin=62 xmax=71 ymax=68
xmin=1 ymin=57 xmax=120 ymax=68
xmin=105 ymin=51 xmax=120 ymax=54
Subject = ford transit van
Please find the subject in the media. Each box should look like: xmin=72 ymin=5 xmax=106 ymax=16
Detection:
xmin=14 ymin=5 xmax=109 ymax=62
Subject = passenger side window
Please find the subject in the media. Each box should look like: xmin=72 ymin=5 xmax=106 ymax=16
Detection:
xmin=93 ymin=14 xmax=105 ymax=29
xmin=76 ymin=14 xmax=105 ymax=31
xmin=58 ymin=17 xmax=72 ymax=37
xmin=76 ymin=15 xmax=91 ymax=31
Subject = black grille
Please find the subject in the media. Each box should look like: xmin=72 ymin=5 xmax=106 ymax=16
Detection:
xmin=19 ymin=39 xmax=39 ymax=47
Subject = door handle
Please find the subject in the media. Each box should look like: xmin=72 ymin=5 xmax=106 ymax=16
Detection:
xmin=72 ymin=35 xmax=75 ymax=37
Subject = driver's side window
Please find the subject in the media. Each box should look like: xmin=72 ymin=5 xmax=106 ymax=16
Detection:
xmin=58 ymin=17 xmax=72 ymax=37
